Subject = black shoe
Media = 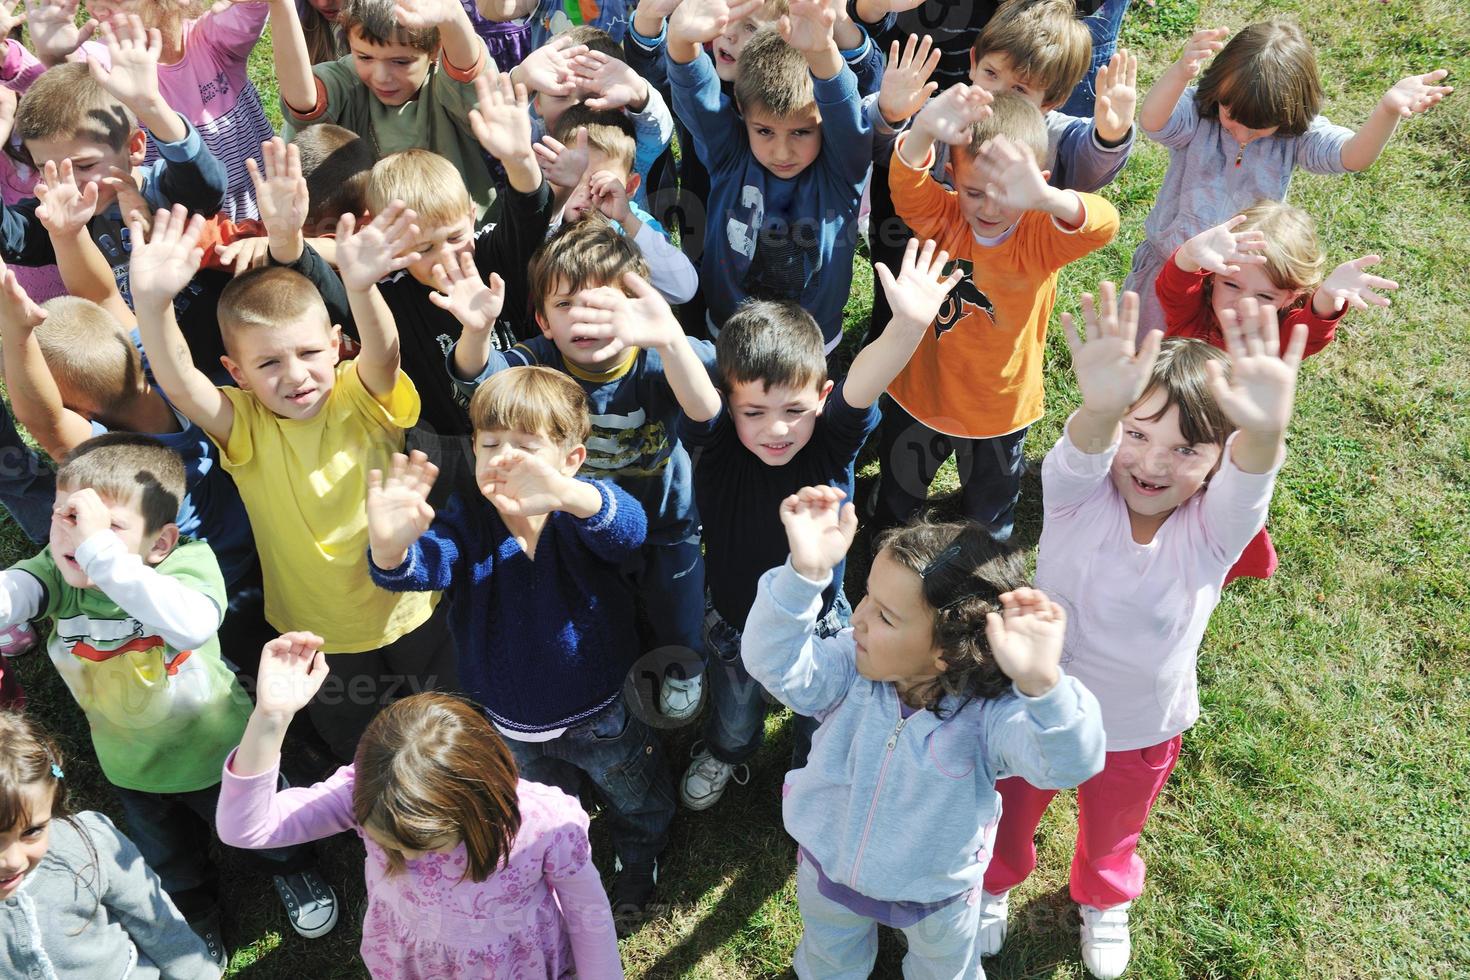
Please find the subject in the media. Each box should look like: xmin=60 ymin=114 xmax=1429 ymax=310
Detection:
xmin=190 ymin=909 xmax=229 ymax=970
xmin=273 ymin=870 xmax=340 ymax=938
xmin=610 ymin=858 xmax=658 ymax=937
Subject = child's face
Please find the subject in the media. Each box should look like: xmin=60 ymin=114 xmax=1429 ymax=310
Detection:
xmin=1109 ymin=390 xmax=1225 ymax=522
xmin=968 ymin=51 xmax=1050 ymax=111
xmin=404 ymin=209 xmax=477 ymax=287
xmin=536 ymin=85 xmax=592 ymax=135
xmin=742 ymin=102 xmax=823 ymax=180
xmin=850 ymin=550 xmax=947 ymax=692
xmin=0 ymin=782 xmax=54 ymax=900
xmin=713 ymin=13 xmax=777 ymax=82
xmin=306 ymin=0 xmax=343 ymax=20
xmin=1217 ymin=105 xmax=1279 ymax=148
xmin=946 ymin=149 xmax=1029 ymax=239
xmin=85 ymin=0 xmax=147 ymax=22
xmin=49 ymin=484 xmax=175 ymax=589
xmin=1209 ymin=264 xmax=1299 ymax=325
xmin=24 ymin=131 xmax=147 ymax=210
xmin=348 ymin=28 xmax=433 ymax=107
xmin=561 ymin=152 xmax=638 ymax=224
xmin=536 ymin=276 xmax=633 ymax=372
xmin=473 ymin=427 xmax=586 ymax=502
xmin=726 ymin=377 xmax=833 ymax=465
xmin=221 ymin=315 xmax=342 ymax=421
xmin=362 ymin=821 xmax=459 ymax=863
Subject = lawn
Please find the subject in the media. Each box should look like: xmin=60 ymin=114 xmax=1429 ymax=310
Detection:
xmin=5 ymin=0 xmax=1469 ymax=976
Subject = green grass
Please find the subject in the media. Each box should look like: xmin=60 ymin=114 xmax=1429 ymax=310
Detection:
xmin=6 ymin=0 xmax=1470 ymax=975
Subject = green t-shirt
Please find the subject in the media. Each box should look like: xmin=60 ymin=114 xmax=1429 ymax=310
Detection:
xmin=16 ymin=541 xmax=250 ymax=794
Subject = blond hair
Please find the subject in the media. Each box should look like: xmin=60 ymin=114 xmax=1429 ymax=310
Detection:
xmin=1195 ymin=21 xmax=1323 ymax=137
xmin=467 ymin=366 xmax=591 ymax=448
xmin=34 ymin=297 xmax=146 ymax=410
xmin=734 ymin=27 xmax=814 ymax=118
xmin=972 ymin=0 xmax=1092 ymax=108
xmin=529 ymin=217 xmax=650 ymax=317
xmin=551 ymin=106 xmax=637 ymax=176
xmin=12 ymin=64 xmax=134 ymax=165
xmin=1208 ymin=200 xmax=1325 ymax=311
xmin=366 ymin=149 xmax=471 ymax=229
xmin=218 ymin=266 xmax=332 ymax=357
xmin=57 ymin=434 xmax=186 ymax=534
xmin=960 ymin=90 xmax=1049 ymax=165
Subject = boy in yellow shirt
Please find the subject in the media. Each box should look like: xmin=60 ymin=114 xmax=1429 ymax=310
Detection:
xmin=129 ymin=203 xmax=452 ymax=763
xmin=878 ymin=86 xmax=1120 ymax=539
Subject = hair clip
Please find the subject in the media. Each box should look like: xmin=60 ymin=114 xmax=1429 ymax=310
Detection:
xmin=50 ymin=763 xmax=64 ymax=780
xmin=920 ymin=544 xmax=963 ymax=579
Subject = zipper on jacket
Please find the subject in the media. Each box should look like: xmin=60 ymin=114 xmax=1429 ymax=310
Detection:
xmin=849 ymin=708 xmax=911 ymax=887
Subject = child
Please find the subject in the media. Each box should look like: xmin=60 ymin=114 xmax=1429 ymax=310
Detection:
xmin=11 ymin=0 xmax=275 ymax=220
xmin=978 ymin=286 xmax=1308 ymax=979
xmin=444 ymin=218 xmax=718 ymax=719
xmin=365 ymin=366 xmax=673 ymax=928
xmin=1127 ymin=19 xmax=1450 ymax=337
xmin=1160 ymin=200 xmax=1397 ymax=583
xmin=129 ymin=204 xmax=455 ymax=765
xmin=218 ymin=634 xmax=624 ymax=978
xmin=666 ymin=0 xmax=873 ymax=350
xmin=271 ymin=0 xmax=500 ymax=225
xmin=677 ymin=238 xmax=964 ymax=809
xmin=0 ymin=710 xmax=221 ymax=979
xmin=745 ymin=486 xmax=1104 ymax=977
xmin=0 ymin=434 xmax=335 ymax=962
xmin=876 ymin=86 xmax=1119 ymax=539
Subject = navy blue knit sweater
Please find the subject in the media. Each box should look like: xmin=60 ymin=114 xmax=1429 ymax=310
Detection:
xmin=369 ymin=478 xmax=647 ymax=734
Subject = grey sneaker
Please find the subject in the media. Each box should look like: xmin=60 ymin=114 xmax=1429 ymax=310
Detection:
xmin=273 ymin=870 xmax=339 ymax=938
xmin=659 ymin=671 xmax=704 ymax=721
xmin=190 ymin=908 xmax=229 ymax=970
xmin=679 ymin=742 xmax=748 ymax=810
xmin=977 ymin=889 xmax=1010 ymax=956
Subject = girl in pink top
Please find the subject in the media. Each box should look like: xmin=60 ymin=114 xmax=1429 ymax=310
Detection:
xmin=217 ymin=633 xmax=624 ymax=979
xmin=976 ymin=287 xmax=1309 ymax=980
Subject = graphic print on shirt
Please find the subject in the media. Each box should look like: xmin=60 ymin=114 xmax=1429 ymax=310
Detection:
xmin=583 ymin=407 xmax=671 ymax=478
xmin=48 ymin=614 xmax=192 ymax=728
xmin=725 ymin=184 xmax=766 ymax=259
xmin=934 ymin=259 xmax=995 ymax=339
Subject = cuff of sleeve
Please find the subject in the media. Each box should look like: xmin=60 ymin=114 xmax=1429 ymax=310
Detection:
xmin=1050 ymin=191 xmax=1087 ymax=234
xmin=1092 ymin=126 xmax=1133 ymax=152
xmin=1014 ymin=673 xmax=1082 ymax=729
xmin=813 ymin=64 xmax=858 ymax=104
xmin=75 ymin=531 xmax=126 ymax=571
xmin=1 ymin=39 xmax=22 ymax=82
xmin=153 ymin=118 xmax=205 ymax=162
xmin=369 ymin=546 xmax=421 ymax=584
xmin=771 ymin=558 xmax=834 ymax=611
xmin=839 ymin=30 xmax=870 ymax=61
xmin=664 ymin=48 xmax=706 ymax=86
xmin=892 ymin=132 xmax=936 ymax=172
xmin=578 ymin=480 xmax=616 ymax=531
xmin=629 ymin=23 xmax=666 ymax=50
xmin=441 ymin=43 xmax=485 ymax=82
xmin=287 ymin=77 xmax=330 ymax=122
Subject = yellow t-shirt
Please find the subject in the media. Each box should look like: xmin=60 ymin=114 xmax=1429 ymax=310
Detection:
xmin=215 ymin=362 xmax=436 ymax=652
xmin=887 ymin=136 xmax=1120 ymax=439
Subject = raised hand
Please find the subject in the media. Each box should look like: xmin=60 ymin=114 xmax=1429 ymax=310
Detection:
xmin=334 ymin=203 xmax=421 ymax=293
xmin=214 ymin=236 xmax=273 ymax=276
xmin=1379 ymin=69 xmax=1452 ymax=118
xmin=779 ymin=485 xmax=857 ymax=581
xmin=24 ymin=0 xmax=95 ymax=67
xmin=879 ymin=33 xmax=941 ymax=125
xmin=778 ymin=0 xmax=837 ymax=55
xmin=973 ymin=134 xmax=1049 ymax=213
xmin=247 ymin=138 xmax=310 ymax=242
xmin=1093 ymin=48 xmax=1138 ymax=143
xmin=392 ymin=0 xmax=465 ymax=29
xmin=88 ymin=14 xmax=164 ymax=110
xmin=1173 ymin=26 xmax=1228 ymax=79
xmin=1314 ymin=255 xmax=1398 ymax=313
xmin=129 ymin=205 xmax=206 ymax=306
xmin=513 ymin=34 xmax=588 ymax=96
xmin=428 ymin=251 xmax=506 ymax=332
xmin=1209 ymin=298 xmax=1306 ymax=437
xmin=566 ymin=272 xmax=681 ymax=354
xmin=912 ymin=83 xmax=993 ymax=146
xmin=571 ymin=50 xmax=649 ymax=111
xmin=533 ymin=127 xmax=590 ymax=190
xmin=588 ymin=169 xmax=633 ymax=224
xmin=469 ymin=64 xmax=535 ymax=163
xmin=1062 ymin=282 xmax=1160 ymax=422
xmin=984 ymin=588 xmax=1065 ymax=697
xmin=875 ymin=237 xmax=962 ymax=330
xmin=633 ymin=0 xmax=683 ymax=36
xmin=102 ymin=165 xmax=150 ymax=229
xmin=481 ymin=450 xmax=577 ymax=518
xmin=366 ymin=450 xmax=439 ymax=568
xmin=253 ymin=632 xmax=330 ymax=719
xmin=1178 ymin=214 xmax=1268 ymax=275
xmin=669 ymin=0 xmax=764 ymax=47
xmin=0 ymin=257 xmax=47 ymax=335
xmin=33 ymin=159 xmax=100 ymax=237
xmin=63 ymin=486 xmax=112 ymax=543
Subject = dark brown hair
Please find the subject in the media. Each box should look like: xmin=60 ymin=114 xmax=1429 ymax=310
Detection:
xmin=715 ymin=299 xmax=827 ymax=394
xmin=352 ymin=694 xmax=521 ymax=883
xmin=291 ymin=124 xmax=376 ymax=229
xmin=971 ymin=0 xmax=1092 ymax=108
xmin=56 ymin=434 xmax=186 ymax=535
xmin=875 ymin=519 xmax=1029 ymax=715
xmin=1195 ymin=21 xmax=1323 ymax=137
xmin=1134 ymin=338 xmax=1233 ymax=447
xmin=529 ymin=216 xmax=650 ymax=317
xmin=341 ymin=0 xmax=438 ymax=53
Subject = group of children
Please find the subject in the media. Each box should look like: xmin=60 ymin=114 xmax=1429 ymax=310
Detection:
xmin=0 ymin=0 xmax=1448 ymax=977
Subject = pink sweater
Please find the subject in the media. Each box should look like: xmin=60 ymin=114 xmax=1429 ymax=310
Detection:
xmin=217 ymin=753 xmax=624 ymax=979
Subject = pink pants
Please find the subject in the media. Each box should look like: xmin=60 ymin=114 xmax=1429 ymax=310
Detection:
xmin=983 ymin=735 xmax=1182 ymax=909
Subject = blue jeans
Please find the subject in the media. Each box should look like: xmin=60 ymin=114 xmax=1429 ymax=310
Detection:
xmin=114 ymin=779 xmax=314 ymax=921
xmin=633 ymin=535 xmax=708 ymax=678
xmin=507 ymin=694 xmax=675 ymax=868
xmin=702 ymin=593 xmax=851 ymax=768
xmin=1061 ymin=0 xmax=1133 ymax=117
xmin=875 ymin=396 xmax=1029 ymax=542
xmin=0 ymin=402 xmax=55 ymax=545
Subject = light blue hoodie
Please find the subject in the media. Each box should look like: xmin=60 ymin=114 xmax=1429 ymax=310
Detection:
xmin=744 ymin=560 xmax=1106 ymax=904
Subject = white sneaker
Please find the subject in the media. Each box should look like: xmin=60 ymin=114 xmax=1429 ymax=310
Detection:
xmin=1079 ymin=902 xmax=1132 ymax=979
xmin=679 ymin=743 xmax=747 ymax=810
xmin=659 ymin=671 xmax=704 ymax=721
xmin=977 ymin=889 xmax=1010 ymax=956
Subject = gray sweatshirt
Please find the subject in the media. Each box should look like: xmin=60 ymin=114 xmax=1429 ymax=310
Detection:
xmin=0 ymin=811 xmax=220 ymax=980
xmin=743 ymin=560 xmax=1107 ymax=904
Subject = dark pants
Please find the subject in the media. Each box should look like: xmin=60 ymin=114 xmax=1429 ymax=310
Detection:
xmin=632 ymin=535 xmax=708 ymax=680
xmin=1060 ymin=0 xmax=1133 ymax=117
xmin=114 ymin=778 xmax=314 ymax=921
xmin=875 ymin=395 xmax=1028 ymax=541
xmin=0 ymin=402 xmax=55 ymax=545
xmin=507 ymin=694 xmax=675 ymax=869
xmin=307 ymin=600 xmax=459 ymax=763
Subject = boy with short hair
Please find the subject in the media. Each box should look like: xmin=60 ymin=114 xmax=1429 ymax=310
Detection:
xmin=366 ymin=366 xmax=674 ymax=930
xmin=128 ymin=202 xmax=455 ymax=765
xmin=665 ymin=0 xmax=873 ymax=351
xmin=444 ymin=217 xmax=719 ymax=721
xmin=270 ymin=0 xmax=499 ymax=224
xmin=877 ymin=86 xmax=1120 ymax=539
xmin=0 ymin=433 xmax=335 ymax=963
xmin=676 ymin=237 xmax=964 ymax=810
